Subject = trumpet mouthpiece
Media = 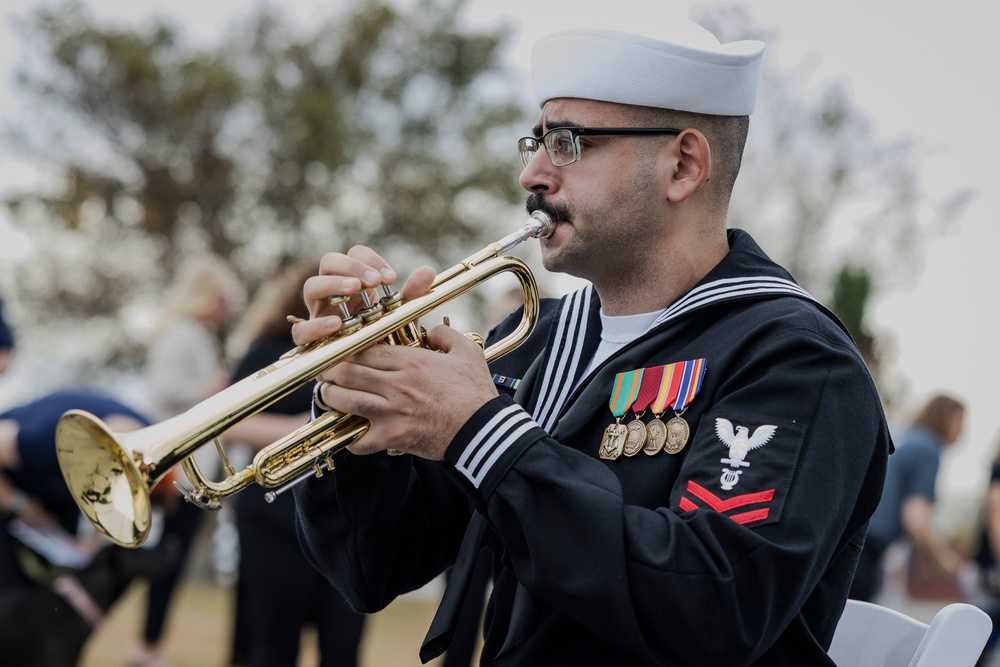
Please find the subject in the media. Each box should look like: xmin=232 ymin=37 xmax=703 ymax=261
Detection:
xmin=527 ymin=210 xmax=555 ymax=239
xmin=497 ymin=211 xmax=555 ymax=253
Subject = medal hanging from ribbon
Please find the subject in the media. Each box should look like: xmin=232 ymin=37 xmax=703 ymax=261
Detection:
xmin=599 ymin=368 xmax=643 ymax=460
xmin=623 ymin=364 xmax=663 ymax=457
xmin=663 ymin=358 xmax=707 ymax=454
xmin=643 ymin=363 xmax=680 ymax=455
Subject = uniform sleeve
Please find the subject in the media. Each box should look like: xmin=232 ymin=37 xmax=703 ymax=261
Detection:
xmin=294 ymin=449 xmax=474 ymax=612
xmin=444 ymin=324 xmax=888 ymax=664
xmin=292 ymin=305 xmax=538 ymax=612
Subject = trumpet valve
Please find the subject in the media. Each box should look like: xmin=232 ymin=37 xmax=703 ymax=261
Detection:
xmin=358 ymin=291 xmax=385 ymax=324
xmin=378 ymin=285 xmax=403 ymax=312
xmin=329 ymin=295 xmax=363 ymax=335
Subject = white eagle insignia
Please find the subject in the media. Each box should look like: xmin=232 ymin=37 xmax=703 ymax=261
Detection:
xmin=715 ymin=418 xmax=777 ymax=490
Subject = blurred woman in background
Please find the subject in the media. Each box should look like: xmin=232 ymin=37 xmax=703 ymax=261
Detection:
xmin=132 ymin=255 xmax=243 ymax=667
xmin=850 ymin=393 xmax=967 ymax=602
xmin=224 ymin=259 xmax=366 ymax=667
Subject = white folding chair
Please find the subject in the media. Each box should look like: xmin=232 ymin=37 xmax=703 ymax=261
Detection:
xmin=828 ymin=598 xmax=993 ymax=666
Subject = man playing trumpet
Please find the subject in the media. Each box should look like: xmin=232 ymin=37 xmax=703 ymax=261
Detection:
xmin=291 ymin=18 xmax=891 ymax=666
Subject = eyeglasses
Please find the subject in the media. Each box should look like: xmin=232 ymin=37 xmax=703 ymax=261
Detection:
xmin=518 ymin=127 xmax=681 ymax=169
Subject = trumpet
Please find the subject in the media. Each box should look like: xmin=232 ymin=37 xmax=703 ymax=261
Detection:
xmin=56 ymin=212 xmax=554 ymax=548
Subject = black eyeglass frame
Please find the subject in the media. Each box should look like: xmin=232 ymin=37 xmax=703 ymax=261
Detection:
xmin=518 ymin=127 xmax=682 ymax=168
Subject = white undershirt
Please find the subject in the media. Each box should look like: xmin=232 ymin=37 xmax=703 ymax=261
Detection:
xmin=580 ymin=308 xmax=663 ymax=381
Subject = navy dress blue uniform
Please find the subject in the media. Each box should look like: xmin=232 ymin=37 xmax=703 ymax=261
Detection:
xmin=294 ymin=230 xmax=891 ymax=666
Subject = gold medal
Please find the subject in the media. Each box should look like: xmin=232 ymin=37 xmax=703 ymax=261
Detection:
xmin=664 ymin=416 xmax=690 ymax=454
xmin=602 ymin=369 xmax=644 ymax=461
xmin=600 ymin=421 xmax=627 ymax=460
xmin=644 ymin=417 xmax=667 ymax=455
xmin=623 ymin=418 xmax=648 ymax=457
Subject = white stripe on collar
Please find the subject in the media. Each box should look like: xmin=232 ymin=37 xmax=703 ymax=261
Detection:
xmin=652 ymin=276 xmax=815 ymax=329
xmin=532 ymin=287 xmax=592 ymax=431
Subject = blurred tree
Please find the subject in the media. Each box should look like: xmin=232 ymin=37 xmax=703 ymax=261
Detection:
xmin=695 ymin=3 xmax=973 ymax=299
xmin=1 ymin=0 xmax=527 ymax=372
xmin=830 ymin=264 xmax=878 ymax=369
xmin=0 ymin=0 xmax=974 ymax=394
xmin=692 ymin=3 xmax=972 ymax=404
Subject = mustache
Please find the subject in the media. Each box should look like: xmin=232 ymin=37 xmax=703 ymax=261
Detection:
xmin=526 ymin=193 xmax=572 ymax=223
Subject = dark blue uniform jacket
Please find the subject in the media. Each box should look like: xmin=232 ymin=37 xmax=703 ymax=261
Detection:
xmin=295 ymin=229 xmax=891 ymax=666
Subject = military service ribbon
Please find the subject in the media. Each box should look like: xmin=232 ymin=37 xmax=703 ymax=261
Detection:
xmin=663 ymin=358 xmax=707 ymax=454
xmin=600 ymin=368 xmax=644 ymax=460
xmin=643 ymin=363 xmax=681 ymax=455
xmin=624 ymin=365 xmax=663 ymax=456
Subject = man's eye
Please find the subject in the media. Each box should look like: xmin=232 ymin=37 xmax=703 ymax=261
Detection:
xmin=553 ymin=136 xmax=574 ymax=153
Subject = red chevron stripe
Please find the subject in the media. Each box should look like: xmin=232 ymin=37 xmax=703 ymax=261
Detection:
xmin=730 ymin=508 xmax=770 ymax=525
xmin=685 ymin=480 xmax=774 ymax=511
xmin=678 ymin=494 xmax=772 ymax=525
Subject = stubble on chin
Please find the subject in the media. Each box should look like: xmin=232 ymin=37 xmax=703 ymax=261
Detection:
xmin=539 ymin=229 xmax=589 ymax=277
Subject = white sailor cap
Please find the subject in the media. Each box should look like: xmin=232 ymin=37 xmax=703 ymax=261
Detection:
xmin=531 ymin=22 xmax=765 ymax=116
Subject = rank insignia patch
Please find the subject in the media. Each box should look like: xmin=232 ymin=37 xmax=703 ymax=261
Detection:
xmin=679 ymin=480 xmax=775 ymax=525
xmin=715 ymin=418 xmax=776 ymax=490
xmin=671 ymin=410 xmax=807 ymax=529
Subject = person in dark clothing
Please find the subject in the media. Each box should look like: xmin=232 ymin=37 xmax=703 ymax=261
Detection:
xmin=290 ymin=18 xmax=891 ymax=666
xmin=225 ymin=260 xmax=366 ymax=667
xmin=0 ymin=390 xmax=150 ymax=591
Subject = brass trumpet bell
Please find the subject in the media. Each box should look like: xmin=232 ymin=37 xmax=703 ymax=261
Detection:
xmin=57 ymin=411 xmax=156 ymax=547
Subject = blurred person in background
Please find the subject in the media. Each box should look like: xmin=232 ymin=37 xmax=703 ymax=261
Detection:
xmin=133 ymin=254 xmax=243 ymax=667
xmin=0 ymin=389 xmax=150 ymax=591
xmin=850 ymin=393 xmax=967 ymax=602
xmin=0 ymin=390 xmax=189 ymax=667
xmin=224 ymin=259 xmax=365 ymax=667
xmin=0 ymin=295 xmax=14 ymax=374
xmin=144 ymin=255 xmax=241 ymax=421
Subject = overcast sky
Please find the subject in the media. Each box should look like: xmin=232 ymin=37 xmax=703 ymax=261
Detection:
xmin=1 ymin=0 xmax=997 ymax=497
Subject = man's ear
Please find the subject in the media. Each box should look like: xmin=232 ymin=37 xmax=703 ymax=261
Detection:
xmin=663 ymin=129 xmax=711 ymax=203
